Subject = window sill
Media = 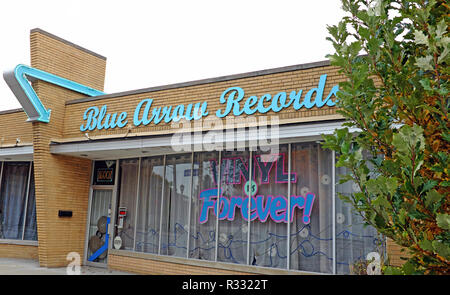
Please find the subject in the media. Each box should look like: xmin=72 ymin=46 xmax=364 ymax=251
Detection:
xmin=109 ymin=249 xmax=325 ymax=275
xmin=0 ymin=239 xmax=38 ymax=246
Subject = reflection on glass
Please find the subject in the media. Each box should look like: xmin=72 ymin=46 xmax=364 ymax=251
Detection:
xmin=335 ymin=164 xmax=384 ymax=274
xmin=0 ymin=162 xmax=30 ymax=240
xmin=135 ymin=156 xmax=164 ymax=253
xmin=217 ymin=150 xmax=249 ymax=265
xmin=116 ymin=158 xmax=139 ymax=250
xmin=290 ymin=143 xmax=333 ymax=273
xmin=160 ymin=153 xmax=192 ymax=257
xmin=250 ymin=144 xmax=289 ymax=269
xmin=189 ymin=151 xmax=219 ymax=261
xmin=111 ymin=142 xmax=385 ymax=274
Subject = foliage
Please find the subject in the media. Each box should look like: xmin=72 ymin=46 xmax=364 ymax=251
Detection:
xmin=350 ymin=242 xmax=386 ymax=274
xmin=322 ymin=0 xmax=449 ymax=274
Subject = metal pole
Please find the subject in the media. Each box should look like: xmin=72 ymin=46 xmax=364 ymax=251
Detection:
xmin=83 ymin=160 xmax=96 ymax=264
xmin=133 ymin=157 xmax=142 ymax=251
xmin=21 ymin=162 xmax=33 ymax=240
xmin=287 ymin=144 xmax=291 ymax=269
xmin=332 ymin=150 xmax=336 ymax=274
xmin=158 ymin=155 xmax=167 ymax=255
xmin=246 ymin=150 xmax=252 ymax=265
xmin=0 ymin=161 xmax=3 ymax=198
xmin=186 ymin=152 xmax=194 ymax=258
xmin=214 ymin=151 xmax=222 ymax=262
xmin=109 ymin=160 xmax=120 ymax=251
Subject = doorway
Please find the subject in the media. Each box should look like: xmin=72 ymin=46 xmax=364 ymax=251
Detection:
xmin=85 ymin=188 xmax=113 ymax=266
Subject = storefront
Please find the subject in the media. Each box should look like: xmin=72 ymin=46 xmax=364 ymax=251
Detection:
xmin=0 ymin=29 xmax=399 ymax=274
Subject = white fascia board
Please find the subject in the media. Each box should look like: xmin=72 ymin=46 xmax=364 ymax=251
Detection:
xmin=0 ymin=145 xmax=33 ymax=157
xmin=50 ymin=121 xmax=357 ymax=155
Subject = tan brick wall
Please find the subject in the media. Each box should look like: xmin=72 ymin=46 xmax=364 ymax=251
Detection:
xmin=108 ymin=254 xmax=256 ymax=275
xmin=109 ymin=241 xmax=411 ymax=274
xmin=61 ymin=65 xmax=344 ymax=141
xmin=0 ymin=110 xmax=33 ymax=147
xmin=386 ymin=238 xmax=409 ymax=267
xmin=0 ymin=244 xmax=38 ymax=260
xmin=29 ymin=29 xmax=106 ymax=267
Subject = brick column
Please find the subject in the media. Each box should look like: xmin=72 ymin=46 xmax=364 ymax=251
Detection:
xmin=29 ymin=29 xmax=107 ymax=267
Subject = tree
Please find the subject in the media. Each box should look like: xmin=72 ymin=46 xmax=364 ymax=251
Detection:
xmin=322 ymin=0 xmax=449 ymax=274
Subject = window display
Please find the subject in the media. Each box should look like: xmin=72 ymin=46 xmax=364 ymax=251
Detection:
xmin=111 ymin=141 xmax=384 ymax=274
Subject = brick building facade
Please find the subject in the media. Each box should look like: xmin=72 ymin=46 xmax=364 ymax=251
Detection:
xmin=0 ymin=29 xmax=406 ymax=274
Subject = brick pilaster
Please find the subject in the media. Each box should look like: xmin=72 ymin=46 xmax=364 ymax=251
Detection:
xmin=29 ymin=29 xmax=106 ymax=267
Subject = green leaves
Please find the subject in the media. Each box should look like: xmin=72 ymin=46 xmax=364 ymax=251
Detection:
xmin=436 ymin=214 xmax=450 ymax=231
xmin=414 ymin=30 xmax=429 ymax=46
xmin=392 ymin=125 xmax=426 ymax=183
xmin=432 ymin=240 xmax=450 ymax=260
xmin=366 ymin=176 xmax=398 ymax=199
xmin=424 ymin=190 xmax=443 ymax=214
xmin=436 ymin=19 xmax=447 ymax=39
xmin=324 ymin=0 xmax=449 ymax=274
xmin=393 ymin=124 xmax=424 ymax=157
xmin=415 ymin=56 xmax=434 ymax=71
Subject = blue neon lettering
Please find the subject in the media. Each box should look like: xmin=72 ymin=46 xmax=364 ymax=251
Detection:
xmin=256 ymin=94 xmax=272 ymax=114
xmin=325 ymin=85 xmax=339 ymax=106
xmin=80 ymin=106 xmax=99 ymax=131
xmin=80 ymin=74 xmax=338 ymax=131
xmin=216 ymin=87 xmax=245 ymax=117
xmin=303 ymin=74 xmax=327 ymax=108
xmin=133 ymin=98 xmax=153 ymax=126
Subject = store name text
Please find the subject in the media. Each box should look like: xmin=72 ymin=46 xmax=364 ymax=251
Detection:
xmin=80 ymin=74 xmax=339 ymax=132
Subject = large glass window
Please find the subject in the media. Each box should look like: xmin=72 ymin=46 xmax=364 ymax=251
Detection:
xmin=290 ymin=142 xmax=333 ymax=273
xmin=189 ymin=151 xmax=218 ymax=261
xmin=217 ymin=149 xmax=250 ymax=265
xmin=250 ymin=145 xmax=289 ymax=269
xmin=335 ymin=165 xmax=384 ymax=274
xmin=0 ymin=161 xmax=37 ymax=241
xmin=135 ymin=156 xmax=164 ymax=254
xmin=112 ymin=141 xmax=384 ymax=274
xmin=160 ymin=153 xmax=192 ymax=257
xmin=23 ymin=172 xmax=37 ymax=240
xmin=116 ymin=158 xmax=139 ymax=250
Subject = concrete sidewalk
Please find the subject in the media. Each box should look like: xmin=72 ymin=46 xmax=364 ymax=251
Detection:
xmin=0 ymin=258 xmax=133 ymax=275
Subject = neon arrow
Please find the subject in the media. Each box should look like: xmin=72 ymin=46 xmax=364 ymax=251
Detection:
xmin=3 ymin=64 xmax=105 ymax=123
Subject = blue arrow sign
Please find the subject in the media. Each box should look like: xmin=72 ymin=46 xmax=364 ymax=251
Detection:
xmin=3 ymin=64 xmax=105 ymax=123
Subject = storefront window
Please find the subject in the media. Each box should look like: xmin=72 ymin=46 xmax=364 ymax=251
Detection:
xmin=335 ymin=165 xmax=384 ymax=274
xmin=113 ymin=141 xmax=384 ymax=274
xmin=160 ymin=153 xmax=192 ymax=257
xmin=135 ymin=156 xmax=164 ymax=254
xmin=250 ymin=145 xmax=289 ymax=269
xmin=217 ymin=150 xmax=250 ymax=265
xmin=23 ymin=172 xmax=37 ymax=240
xmin=116 ymin=158 xmax=139 ymax=250
xmin=0 ymin=161 xmax=37 ymax=241
xmin=189 ymin=151 xmax=218 ymax=261
xmin=290 ymin=142 xmax=333 ymax=273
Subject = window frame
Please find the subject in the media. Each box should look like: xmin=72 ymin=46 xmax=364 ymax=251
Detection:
xmin=0 ymin=161 xmax=37 ymax=242
xmin=107 ymin=138 xmax=385 ymax=274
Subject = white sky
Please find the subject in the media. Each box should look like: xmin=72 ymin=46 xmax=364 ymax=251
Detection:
xmin=0 ymin=0 xmax=345 ymax=111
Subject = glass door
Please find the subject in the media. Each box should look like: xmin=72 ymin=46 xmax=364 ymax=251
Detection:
xmin=86 ymin=188 xmax=112 ymax=266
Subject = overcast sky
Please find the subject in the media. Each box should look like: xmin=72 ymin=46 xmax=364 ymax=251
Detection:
xmin=0 ymin=0 xmax=345 ymax=111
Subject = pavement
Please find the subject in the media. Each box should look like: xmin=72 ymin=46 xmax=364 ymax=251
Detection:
xmin=0 ymin=258 xmax=134 ymax=275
